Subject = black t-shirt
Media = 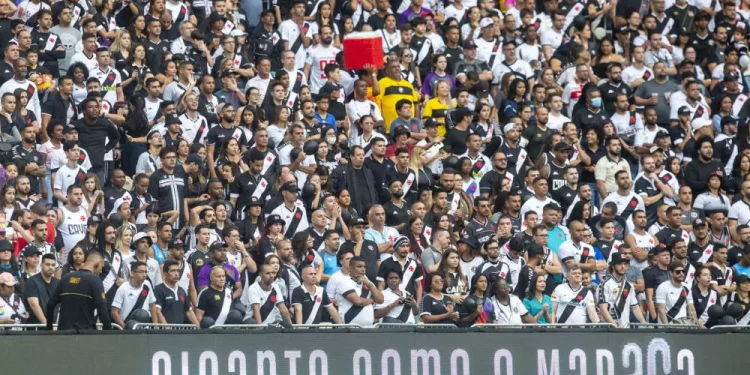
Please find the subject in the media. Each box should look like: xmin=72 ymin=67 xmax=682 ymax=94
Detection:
xmin=521 ymin=125 xmax=550 ymax=161
xmin=11 ymin=144 xmax=43 ymax=194
xmin=383 ymin=200 xmax=410 ymax=228
xmin=329 ymin=101 xmax=347 ymax=121
xmin=552 ymin=185 xmax=577 ymax=213
xmin=377 ymin=257 xmax=423 ymax=297
xmin=186 ymin=248 xmax=210 ymax=284
xmin=291 ymin=285 xmax=332 ymax=324
xmin=593 ymin=239 xmax=616 ymax=260
xmin=420 ymin=293 xmax=455 ymax=325
xmin=443 ymin=46 xmax=464 ymax=75
xmin=47 ymin=269 xmax=111 ymax=330
xmin=444 ymin=127 xmax=470 ymax=155
xmin=196 ymin=286 xmax=226 ymax=321
xmin=598 ymin=80 xmax=632 ymax=116
xmin=23 ymin=273 xmax=60 ymax=324
xmin=340 ymin=239 xmax=379 ymax=281
xmin=643 ymin=266 xmax=670 ymax=291
xmin=514 ymin=265 xmax=536 ymax=299
xmin=154 ymin=283 xmax=192 ymax=324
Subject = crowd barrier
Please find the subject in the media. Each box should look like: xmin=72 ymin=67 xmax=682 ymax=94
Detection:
xmin=1 ymin=326 xmax=747 ymax=374
xmin=0 ymin=323 xmax=123 ymax=331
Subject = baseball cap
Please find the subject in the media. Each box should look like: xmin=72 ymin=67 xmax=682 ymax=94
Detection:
xmin=165 ymin=113 xmax=181 ymax=126
xmin=609 ymin=252 xmax=629 ymax=265
xmin=0 ymin=240 xmax=12 ymax=252
xmin=479 ymin=18 xmax=494 ymax=28
xmin=209 ymin=241 xmax=228 ymax=251
xmin=87 ymin=214 xmax=102 ymax=226
xmin=724 ymin=71 xmax=739 ymax=81
xmin=186 ymin=153 xmax=203 ymax=165
xmin=457 ymin=233 xmax=478 ymax=249
xmin=168 ymin=239 xmax=185 ymax=249
xmin=554 ymin=141 xmax=570 ymax=151
xmin=247 ymin=196 xmax=264 ymax=207
xmin=349 ymin=216 xmax=367 ymax=227
xmin=279 ymin=182 xmax=300 ymax=193
xmin=23 ymin=246 xmax=42 ymax=258
xmin=391 ymin=124 xmax=411 ymax=141
xmin=63 ymin=125 xmax=78 ymax=134
xmin=721 ymin=116 xmax=738 ymax=128
xmin=677 ymin=106 xmax=691 ymax=116
xmin=423 ymin=118 xmax=438 ymax=128
xmin=691 ymin=118 xmax=712 ymax=131
xmin=649 ymin=146 xmax=662 ymax=154
xmin=221 ymin=69 xmax=237 ymax=78
xmin=462 ymin=39 xmax=477 ymax=49
xmin=0 ymin=272 xmax=15 ymax=287
xmin=209 ymin=12 xmax=226 ymax=22
xmin=693 ymin=218 xmax=708 ymax=228
xmin=265 ymin=214 xmax=286 ymax=227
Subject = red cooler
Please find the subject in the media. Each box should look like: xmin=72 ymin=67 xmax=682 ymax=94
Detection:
xmin=342 ymin=32 xmax=384 ymax=71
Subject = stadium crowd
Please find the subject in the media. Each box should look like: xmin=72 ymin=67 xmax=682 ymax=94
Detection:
xmin=0 ymin=0 xmax=749 ymax=329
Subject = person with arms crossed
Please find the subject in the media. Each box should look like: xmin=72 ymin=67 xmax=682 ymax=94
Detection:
xmin=551 ymin=264 xmax=600 ymax=324
xmin=337 ymin=256 xmax=384 ymax=327
xmin=292 ymin=264 xmax=342 ymax=325
xmin=154 ymin=260 xmax=200 ymax=325
xmin=110 ymin=261 xmax=158 ymax=327
xmin=243 ymin=263 xmax=293 ymax=326
xmin=597 ymin=253 xmax=647 ymax=328
xmin=23 ymin=253 xmax=58 ymax=324
xmin=656 ymin=261 xmax=699 ymax=324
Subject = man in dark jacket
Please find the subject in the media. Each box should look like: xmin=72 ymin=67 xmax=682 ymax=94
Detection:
xmin=331 ymin=145 xmax=380 ymax=216
xmin=72 ymin=97 xmax=120 ymax=185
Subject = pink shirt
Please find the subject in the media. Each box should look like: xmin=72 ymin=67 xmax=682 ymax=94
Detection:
xmin=39 ymin=141 xmax=61 ymax=168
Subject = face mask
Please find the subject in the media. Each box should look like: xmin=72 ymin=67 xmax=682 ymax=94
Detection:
xmin=591 ymin=97 xmax=602 ymax=108
xmin=326 ymin=135 xmax=337 ymax=144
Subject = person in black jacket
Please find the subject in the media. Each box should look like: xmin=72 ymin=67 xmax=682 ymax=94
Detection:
xmin=331 ymin=146 xmax=380 ymax=216
xmin=684 ymin=136 xmax=725 ymax=197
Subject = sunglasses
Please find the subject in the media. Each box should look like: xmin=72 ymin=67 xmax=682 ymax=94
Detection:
xmin=673 ymin=269 xmax=685 ymax=274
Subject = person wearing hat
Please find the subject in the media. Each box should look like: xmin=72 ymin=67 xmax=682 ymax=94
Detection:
xmin=196 ymin=241 xmax=242 ymax=301
xmin=269 ymin=182 xmax=309 ymax=237
xmin=539 ymin=141 xmax=571 ymax=192
xmin=598 ymin=252 xmax=647 ymax=327
xmin=0 ymin=271 xmax=26 ymax=324
xmin=376 ymin=235 xmax=423 ymax=303
xmin=162 ymin=112 xmax=183 ymax=149
xmin=134 ymin=130 xmax=164 ymax=175
xmin=714 ymin=115 xmax=738 ymax=164
xmin=235 ymin=196 xmax=265 ymax=248
xmin=122 ymin=232 xmax=162 ymax=287
xmin=655 ymin=260 xmax=698 ymax=324
xmin=453 ymin=39 xmax=493 ymax=86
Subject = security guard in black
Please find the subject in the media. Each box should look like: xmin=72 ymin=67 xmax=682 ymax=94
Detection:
xmin=46 ymin=252 xmax=112 ymax=330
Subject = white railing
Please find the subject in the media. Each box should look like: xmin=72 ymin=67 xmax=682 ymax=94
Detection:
xmin=130 ymin=323 xmax=199 ymax=330
xmin=0 ymin=323 xmax=123 ymax=330
xmin=472 ymin=323 xmax=618 ymax=328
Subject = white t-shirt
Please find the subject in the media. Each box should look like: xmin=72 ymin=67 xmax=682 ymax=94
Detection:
xmin=374 ymin=288 xmax=416 ymax=323
xmin=53 ymin=163 xmax=87 ymax=207
xmin=520 ymin=196 xmax=559 ymax=222
xmin=729 ymin=199 xmax=750 ymax=227
xmin=622 ymin=65 xmax=653 ymax=87
xmin=279 ymin=19 xmax=313 ymax=69
xmin=491 ymin=294 xmax=528 ymax=324
xmin=112 ymin=281 xmax=157 ymax=320
xmin=551 ymin=282 xmax=595 ymax=324
xmin=540 ymin=28 xmax=564 ymax=56
xmin=0 ymin=293 xmax=25 ymax=323
xmin=655 ymin=280 xmax=692 ymax=323
xmin=558 ymin=240 xmax=595 ymax=278
xmin=305 ymin=44 xmax=340 ymax=94
xmin=243 ymin=282 xmax=285 ymax=324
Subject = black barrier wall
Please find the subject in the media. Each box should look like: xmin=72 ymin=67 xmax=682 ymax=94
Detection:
xmin=2 ymin=329 xmax=748 ymax=374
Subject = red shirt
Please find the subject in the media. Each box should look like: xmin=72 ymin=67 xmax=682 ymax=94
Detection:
xmin=13 ymin=221 xmax=56 ymax=257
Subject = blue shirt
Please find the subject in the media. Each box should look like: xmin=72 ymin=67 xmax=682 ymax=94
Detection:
xmin=152 ymin=244 xmax=167 ymax=264
xmin=734 ymin=263 xmax=750 ymax=278
xmin=321 ymin=251 xmax=340 ymax=288
xmin=313 ymin=112 xmax=337 ymax=131
xmin=547 ymin=226 xmax=567 ymax=255
xmin=523 ymin=295 xmax=553 ymax=323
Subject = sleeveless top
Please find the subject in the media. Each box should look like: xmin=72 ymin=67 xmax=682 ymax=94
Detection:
xmin=58 ymin=205 xmax=88 ymax=258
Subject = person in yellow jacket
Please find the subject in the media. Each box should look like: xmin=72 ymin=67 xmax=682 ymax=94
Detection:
xmin=378 ymin=59 xmax=421 ymax=134
xmin=422 ymin=80 xmax=454 ymax=136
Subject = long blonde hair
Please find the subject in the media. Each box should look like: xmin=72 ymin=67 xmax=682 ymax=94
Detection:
xmin=110 ymin=29 xmax=132 ymax=54
xmin=114 ymin=226 xmax=133 ymax=254
xmin=408 ymin=147 xmax=425 ymax=185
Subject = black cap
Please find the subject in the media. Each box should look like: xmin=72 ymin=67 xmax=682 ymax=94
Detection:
xmin=209 ymin=12 xmax=226 ymax=22
xmin=349 ymin=216 xmax=367 ymax=226
xmin=553 ymin=141 xmax=570 ymax=151
xmin=737 ymin=274 xmax=750 ymax=284
xmin=677 ymin=106 xmax=691 ymax=116
xmin=457 ymin=233 xmax=478 ymax=249
xmin=247 ymin=196 xmax=264 ymax=207
xmin=279 ymin=182 xmax=300 ymax=193
xmin=260 ymin=9 xmax=274 ymax=18
xmin=423 ymin=118 xmax=439 ymax=128
xmin=0 ymin=240 xmax=12 ymax=252
xmin=209 ymin=241 xmax=228 ymax=251
xmin=165 ymin=113 xmax=181 ymax=126
xmin=63 ymin=125 xmax=78 ymax=134
xmin=610 ymin=252 xmax=629 ymax=265
xmin=651 ymin=244 xmax=671 ymax=255
xmin=23 ymin=246 xmax=42 ymax=257
xmin=221 ymin=69 xmax=237 ymax=78
xmin=87 ymin=214 xmax=102 ymax=226
xmin=693 ymin=218 xmax=708 ymax=228
xmin=617 ymin=25 xmax=630 ymax=34
xmin=462 ymin=39 xmax=477 ymax=49
xmin=265 ymin=214 xmax=286 ymax=226
xmin=168 ymin=239 xmax=185 ymax=249
xmin=724 ymin=71 xmax=739 ymax=81
xmin=391 ymin=124 xmax=411 ymax=140
xmin=186 ymin=153 xmax=202 ymax=165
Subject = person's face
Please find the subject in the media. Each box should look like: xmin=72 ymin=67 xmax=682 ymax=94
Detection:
xmin=533 ymin=179 xmax=548 ymax=196
xmin=104 ymin=226 xmax=116 ymax=245
xmin=687 ymin=84 xmax=700 ymax=100
xmin=699 ymin=142 xmax=713 ymax=160
xmin=17 ymin=178 xmax=29 ymax=194
xmin=1 ymin=95 xmax=14 ymax=112
xmin=671 ymin=266 xmax=685 ymax=282
xmin=33 ymin=223 xmax=47 ymax=241
xmin=631 ymin=211 xmax=646 ymax=229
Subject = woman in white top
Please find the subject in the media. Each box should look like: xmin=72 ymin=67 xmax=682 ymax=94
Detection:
xmin=693 ymin=173 xmax=731 ymax=213
xmin=266 ymin=107 xmax=290 ymax=148
xmin=375 ymin=269 xmax=418 ymax=323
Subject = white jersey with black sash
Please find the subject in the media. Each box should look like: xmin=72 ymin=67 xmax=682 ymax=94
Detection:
xmin=244 ymin=282 xmax=285 ymax=325
xmin=551 ymin=282 xmax=595 ymax=324
xmin=597 ymin=275 xmax=637 ymax=327
xmin=291 ymin=284 xmax=332 ymax=325
xmin=111 ymin=280 xmax=156 ymax=321
xmin=337 ymin=276 xmax=375 ymax=326
xmin=374 ymin=288 xmax=415 ymax=324
xmin=655 ymin=280 xmax=692 ymax=323
xmin=270 ymin=201 xmax=309 ymax=237
xmin=101 ymin=248 xmax=124 ymax=301
xmin=57 ymin=205 xmax=88 ymax=259
xmin=691 ymin=286 xmax=719 ymax=324
xmin=178 ymin=112 xmax=209 ymax=145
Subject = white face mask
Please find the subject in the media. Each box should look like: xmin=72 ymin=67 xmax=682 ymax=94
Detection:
xmin=326 ymin=136 xmax=336 ymax=145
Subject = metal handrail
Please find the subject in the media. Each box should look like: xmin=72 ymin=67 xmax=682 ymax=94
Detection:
xmin=292 ymin=324 xmax=361 ymax=328
xmin=472 ymin=323 xmax=617 ymax=328
xmin=629 ymin=323 xmax=698 ymax=329
xmin=130 ymin=323 xmax=199 ymax=330
xmin=375 ymin=323 xmax=458 ymax=328
xmin=0 ymin=323 xmax=123 ymax=330
xmin=711 ymin=325 xmax=750 ymax=330
xmin=210 ymin=324 xmax=270 ymax=329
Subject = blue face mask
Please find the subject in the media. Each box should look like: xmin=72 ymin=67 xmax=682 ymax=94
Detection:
xmin=591 ymin=97 xmax=602 ymax=108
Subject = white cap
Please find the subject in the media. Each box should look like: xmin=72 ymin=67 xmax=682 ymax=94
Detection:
xmin=230 ymin=29 xmax=247 ymax=37
xmin=479 ymin=18 xmax=495 ymax=28
xmin=503 ymin=123 xmax=517 ymax=133
xmin=691 ymin=118 xmax=712 ymax=131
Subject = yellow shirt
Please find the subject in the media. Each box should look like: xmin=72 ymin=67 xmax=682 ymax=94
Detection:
xmin=378 ymin=76 xmax=419 ymax=134
xmin=422 ymin=97 xmax=452 ymax=136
